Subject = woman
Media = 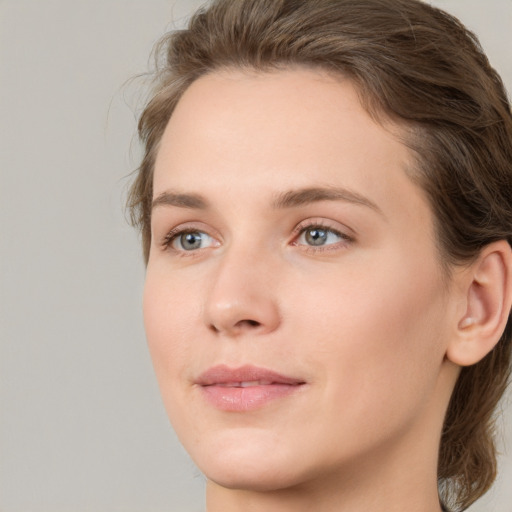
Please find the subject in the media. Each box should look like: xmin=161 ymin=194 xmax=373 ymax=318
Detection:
xmin=128 ymin=1 xmax=512 ymax=510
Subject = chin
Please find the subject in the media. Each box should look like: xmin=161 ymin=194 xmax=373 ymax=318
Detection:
xmin=186 ymin=430 xmax=308 ymax=492
xmin=204 ymin=462 xmax=304 ymax=493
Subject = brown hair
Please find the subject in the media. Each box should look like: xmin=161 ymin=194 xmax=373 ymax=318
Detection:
xmin=127 ymin=0 xmax=512 ymax=509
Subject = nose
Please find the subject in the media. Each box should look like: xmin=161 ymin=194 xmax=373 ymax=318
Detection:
xmin=204 ymin=247 xmax=281 ymax=337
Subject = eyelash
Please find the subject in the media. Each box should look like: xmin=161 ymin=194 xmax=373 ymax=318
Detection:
xmin=161 ymin=225 xmax=217 ymax=255
xmin=291 ymin=220 xmax=353 ymax=252
xmin=160 ymin=220 xmax=353 ymax=255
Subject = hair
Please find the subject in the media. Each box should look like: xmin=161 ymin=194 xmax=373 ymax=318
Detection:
xmin=127 ymin=0 xmax=512 ymax=510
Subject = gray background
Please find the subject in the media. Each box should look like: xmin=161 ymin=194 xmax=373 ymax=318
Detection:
xmin=0 ymin=1 xmax=510 ymax=511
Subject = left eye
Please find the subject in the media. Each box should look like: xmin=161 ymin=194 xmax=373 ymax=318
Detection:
xmin=171 ymin=231 xmax=215 ymax=251
xmin=296 ymin=227 xmax=344 ymax=247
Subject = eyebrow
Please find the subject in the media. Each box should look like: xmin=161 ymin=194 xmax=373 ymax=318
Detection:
xmin=272 ymin=186 xmax=383 ymax=215
xmin=152 ymin=191 xmax=208 ymax=210
xmin=151 ymin=186 xmax=383 ymax=215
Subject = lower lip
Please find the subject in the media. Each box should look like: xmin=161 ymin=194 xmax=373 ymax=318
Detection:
xmin=200 ymin=383 xmax=303 ymax=412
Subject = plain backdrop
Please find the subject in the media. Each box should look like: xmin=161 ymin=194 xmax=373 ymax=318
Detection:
xmin=1 ymin=1 xmax=511 ymax=511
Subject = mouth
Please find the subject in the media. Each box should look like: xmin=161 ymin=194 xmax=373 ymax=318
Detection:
xmin=215 ymin=380 xmax=279 ymax=387
xmin=196 ymin=364 xmax=306 ymax=412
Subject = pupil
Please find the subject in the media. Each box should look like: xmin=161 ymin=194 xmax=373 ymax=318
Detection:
xmin=306 ymin=228 xmax=327 ymax=246
xmin=181 ymin=232 xmax=202 ymax=250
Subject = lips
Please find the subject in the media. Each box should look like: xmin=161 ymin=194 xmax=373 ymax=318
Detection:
xmin=215 ymin=380 xmax=274 ymax=387
xmin=196 ymin=364 xmax=305 ymax=411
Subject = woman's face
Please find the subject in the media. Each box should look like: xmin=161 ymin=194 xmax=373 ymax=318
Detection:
xmin=144 ymin=69 xmax=458 ymax=491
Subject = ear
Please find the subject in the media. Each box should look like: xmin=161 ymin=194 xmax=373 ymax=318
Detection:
xmin=446 ymin=240 xmax=512 ymax=367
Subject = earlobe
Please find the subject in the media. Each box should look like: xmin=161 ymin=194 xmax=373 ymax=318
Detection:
xmin=447 ymin=240 xmax=512 ymax=367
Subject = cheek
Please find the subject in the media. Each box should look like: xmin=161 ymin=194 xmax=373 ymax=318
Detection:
xmin=142 ymin=271 xmax=207 ymax=439
xmin=289 ymin=253 xmax=449 ymax=411
xmin=142 ymin=272 xmax=194 ymax=383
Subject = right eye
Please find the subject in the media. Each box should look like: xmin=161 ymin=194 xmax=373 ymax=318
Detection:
xmin=168 ymin=230 xmax=216 ymax=252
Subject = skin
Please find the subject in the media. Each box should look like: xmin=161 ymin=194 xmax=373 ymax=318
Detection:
xmin=144 ymin=68 xmax=466 ymax=512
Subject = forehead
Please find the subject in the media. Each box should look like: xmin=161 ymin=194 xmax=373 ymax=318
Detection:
xmin=153 ymin=68 xmax=424 ymax=219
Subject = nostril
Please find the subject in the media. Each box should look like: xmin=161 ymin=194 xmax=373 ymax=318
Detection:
xmin=236 ymin=319 xmax=261 ymax=329
xmin=208 ymin=319 xmax=260 ymax=334
xmin=209 ymin=323 xmax=221 ymax=333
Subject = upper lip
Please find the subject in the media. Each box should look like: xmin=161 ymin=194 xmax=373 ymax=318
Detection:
xmin=196 ymin=364 xmax=305 ymax=386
